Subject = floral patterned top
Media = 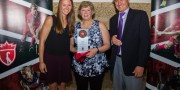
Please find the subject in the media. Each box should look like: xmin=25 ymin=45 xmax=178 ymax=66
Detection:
xmin=72 ymin=20 xmax=109 ymax=77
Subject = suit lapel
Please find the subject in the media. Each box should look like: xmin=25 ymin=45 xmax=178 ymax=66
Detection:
xmin=122 ymin=8 xmax=134 ymax=40
xmin=114 ymin=14 xmax=119 ymax=34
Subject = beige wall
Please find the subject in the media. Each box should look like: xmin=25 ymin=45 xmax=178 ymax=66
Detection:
xmin=53 ymin=0 xmax=151 ymax=3
xmin=53 ymin=2 xmax=151 ymax=29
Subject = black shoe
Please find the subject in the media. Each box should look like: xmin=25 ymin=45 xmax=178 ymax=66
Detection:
xmin=19 ymin=45 xmax=24 ymax=52
xmin=29 ymin=46 xmax=34 ymax=52
xmin=174 ymin=54 xmax=180 ymax=58
xmin=152 ymin=44 xmax=159 ymax=51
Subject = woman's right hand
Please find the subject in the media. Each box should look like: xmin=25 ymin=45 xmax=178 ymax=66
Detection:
xmin=39 ymin=62 xmax=47 ymax=73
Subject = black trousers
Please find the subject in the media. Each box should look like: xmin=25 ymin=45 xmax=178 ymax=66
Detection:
xmin=74 ymin=72 xmax=104 ymax=90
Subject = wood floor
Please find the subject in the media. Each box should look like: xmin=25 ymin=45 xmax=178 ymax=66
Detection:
xmin=66 ymin=70 xmax=146 ymax=90
xmin=66 ymin=70 xmax=113 ymax=90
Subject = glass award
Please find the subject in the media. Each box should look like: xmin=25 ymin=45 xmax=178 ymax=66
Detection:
xmin=77 ymin=29 xmax=89 ymax=53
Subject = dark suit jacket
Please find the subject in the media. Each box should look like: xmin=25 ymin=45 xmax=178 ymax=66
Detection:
xmin=109 ymin=8 xmax=150 ymax=76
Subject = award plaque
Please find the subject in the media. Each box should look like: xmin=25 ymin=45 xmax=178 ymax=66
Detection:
xmin=77 ymin=29 xmax=89 ymax=53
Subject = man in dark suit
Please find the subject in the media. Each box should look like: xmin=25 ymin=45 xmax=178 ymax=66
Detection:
xmin=109 ymin=0 xmax=150 ymax=90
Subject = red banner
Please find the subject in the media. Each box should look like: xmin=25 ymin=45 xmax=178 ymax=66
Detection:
xmin=146 ymin=0 xmax=180 ymax=89
xmin=0 ymin=0 xmax=52 ymax=79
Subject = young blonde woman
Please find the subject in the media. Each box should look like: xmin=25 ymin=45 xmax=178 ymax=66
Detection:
xmin=39 ymin=0 xmax=75 ymax=90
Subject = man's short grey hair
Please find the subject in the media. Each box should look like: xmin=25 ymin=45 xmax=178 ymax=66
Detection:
xmin=113 ymin=0 xmax=117 ymax=2
xmin=113 ymin=0 xmax=129 ymax=3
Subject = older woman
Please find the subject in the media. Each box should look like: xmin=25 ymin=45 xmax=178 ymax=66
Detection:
xmin=70 ymin=1 xmax=110 ymax=90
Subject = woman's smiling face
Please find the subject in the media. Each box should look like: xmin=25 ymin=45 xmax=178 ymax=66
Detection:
xmin=80 ymin=6 xmax=92 ymax=20
xmin=61 ymin=0 xmax=72 ymax=16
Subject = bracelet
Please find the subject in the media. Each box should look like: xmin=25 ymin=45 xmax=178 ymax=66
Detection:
xmin=96 ymin=47 xmax=99 ymax=53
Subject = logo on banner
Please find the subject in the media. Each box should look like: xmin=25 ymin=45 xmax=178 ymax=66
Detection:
xmin=0 ymin=41 xmax=16 ymax=66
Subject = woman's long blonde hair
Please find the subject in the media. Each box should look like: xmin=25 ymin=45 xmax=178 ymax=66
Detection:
xmin=56 ymin=0 xmax=75 ymax=37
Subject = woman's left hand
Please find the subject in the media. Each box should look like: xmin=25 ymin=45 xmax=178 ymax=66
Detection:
xmin=86 ymin=48 xmax=98 ymax=58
